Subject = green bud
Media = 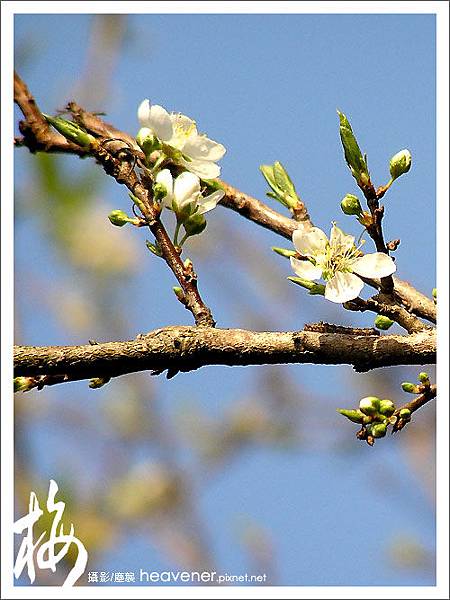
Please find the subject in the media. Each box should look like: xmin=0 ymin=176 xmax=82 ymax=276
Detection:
xmin=89 ymin=377 xmax=110 ymax=389
xmin=43 ymin=114 xmax=96 ymax=148
xmin=399 ymin=408 xmax=411 ymax=420
xmin=389 ymin=149 xmax=412 ymax=181
xmin=14 ymin=377 xmax=35 ymax=393
xmin=340 ymin=193 xmax=363 ymax=216
xmin=374 ymin=315 xmax=395 ymax=330
xmin=337 ymin=110 xmax=369 ymax=185
xmin=359 ymin=396 xmax=381 ymax=415
xmin=145 ymin=240 xmax=163 ymax=257
xmin=173 ymin=286 xmax=185 ymax=303
xmin=287 ymin=276 xmax=326 ymax=296
xmin=153 ymin=182 xmax=168 ymax=203
xmin=418 ymin=372 xmax=429 ymax=383
xmin=337 ymin=409 xmax=365 ymax=424
xmin=432 ymin=288 xmax=437 ymax=300
xmin=370 ymin=422 xmax=387 ymax=438
xmin=108 ymin=209 xmax=132 ymax=227
xmin=401 ymin=382 xmax=418 ymax=394
xmin=136 ymin=127 xmax=161 ymax=155
xmin=378 ymin=399 xmax=395 ymax=417
xmin=183 ymin=212 xmax=207 ymax=237
xmin=272 ymin=247 xmax=297 ymax=259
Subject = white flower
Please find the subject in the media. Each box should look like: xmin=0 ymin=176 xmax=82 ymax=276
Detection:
xmin=137 ymin=99 xmax=226 ymax=179
xmin=155 ymin=169 xmax=224 ymax=217
xmin=290 ymin=223 xmax=396 ymax=303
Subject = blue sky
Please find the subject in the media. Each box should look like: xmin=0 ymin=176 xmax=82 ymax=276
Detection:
xmin=13 ymin=11 xmax=436 ymax=587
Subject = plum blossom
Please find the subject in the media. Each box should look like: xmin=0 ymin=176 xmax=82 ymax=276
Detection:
xmin=155 ymin=169 xmax=224 ymax=218
xmin=290 ymin=223 xmax=396 ymax=303
xmin=137 ymin=100 xmax=226 ymax=179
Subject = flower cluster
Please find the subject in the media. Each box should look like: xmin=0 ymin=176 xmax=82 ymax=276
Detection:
xmin=137 ymin=99 xmax=226 ymax=179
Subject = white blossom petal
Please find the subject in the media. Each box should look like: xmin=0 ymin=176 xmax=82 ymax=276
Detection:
xmin=182 ymin=135 xmax=226 ymax=162
xmin=290 ymin=257 xmax=323 ymax=280
xmin=179 ymin=158 xmax=221 ymax=179
xmin=329 ymin=223 xmax=355 ymax=252
xmin=137 ymin=99 xmax=151 ymax=126
xmin=173 ymin=171 xmax=201 ymax=209
xmin=155 ymin=169 xmax=174 ymax=209
xmin=292 ymin=227 xmax=328 ymax=257
xmin=197 ymin=190 xmax=224 ymax=215
xmin=147 ymin=104 xmax=173 ymax=141
xmin=325 ymin=272 xmax=364 ymax=303
xmin=352 ymin=253 xmax=397 ymax=279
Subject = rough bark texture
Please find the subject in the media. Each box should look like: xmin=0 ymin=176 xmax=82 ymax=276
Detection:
xmin=14 ymin=327 xmax=436 ymax=383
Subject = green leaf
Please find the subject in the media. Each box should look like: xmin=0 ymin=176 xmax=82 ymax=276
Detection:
xmin=337 ymin=110 xmax=369 ymax=183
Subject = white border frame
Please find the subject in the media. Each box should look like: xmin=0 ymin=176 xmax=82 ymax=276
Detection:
xmin=2 ymin=2 xmax=448 ymax=598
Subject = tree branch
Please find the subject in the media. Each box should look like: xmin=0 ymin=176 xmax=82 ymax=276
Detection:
xmin=14 ymin=72 xmax=436 ymax=328
xmin=392 ymin=384 xmax=437 ymax=432
xmin=14 ymin=71 xmax=215 ymax=328
xmin=219 ymin=184 xmax=436 ymax=325
xmin=14 ymin=327 xmax=436 ymax=387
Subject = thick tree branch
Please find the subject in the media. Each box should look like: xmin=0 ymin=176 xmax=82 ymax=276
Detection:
xmin=14 ymin=327 xmax=436 ymax=387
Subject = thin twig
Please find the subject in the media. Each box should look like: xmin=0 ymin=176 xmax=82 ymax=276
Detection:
xmin=14 ymin=71 xmax=436 ymax=327
xmin=392 ymin=384 xmax=437 ymax=432
xmin=14 ymin=71 xmax=215 ymax=328
xmin=344 ymin=295 xmax=432 ymax=334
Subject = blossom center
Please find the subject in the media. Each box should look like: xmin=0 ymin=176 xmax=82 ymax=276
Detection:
xmin=318 ymin=242 xmax=360 ymax=281
xmin=172 ymin=116 xmax=197 ymax=145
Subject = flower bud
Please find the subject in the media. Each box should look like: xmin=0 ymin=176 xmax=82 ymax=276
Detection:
xmin=378 ymin=399 xmax=395 ymax=417
xmin=288 ymin=276 xmax=325 ymax=295
xmin=340 ymin=193 xmax=363 ymax=216
xmin=399 ymin=408 xmax=411 ymax=420
xmin=389 ymin=149 xmax=412 ymax=181
xmin=152 ymin=182 xmax=168 ymax=203
xmin=43 ymin=114 xmax=96 ymax=148
xmin=401 ymin=382 xmax=418 ymax=394
xmin=337 ymin=409 xmax=365 ymax=424
xmin=418 ymin=372 xmax=429 ymax=384
xmin=272 ymin=247 xmax=297 ymax=258
xmin=370 ymin=422 xmax=387 ymax=438
xmin=136 ymin=127 xmax=161 ymax=155
xmin=183 ymin=212 xmax=207 ymax=237
xmin=432 ymin=288 xmax=437 ymax=300
xmin=108 ymin=209 xmax=132 ymax=227
xmin=359 ymin=396 xmax=381 ymax=415
xmin=172 ymin=286 xmax=185 ymax=303
xmin=374 ymin=315 xmax=395 ymax=330
xmin=14 ymin=377 xmax=35 ymax=393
